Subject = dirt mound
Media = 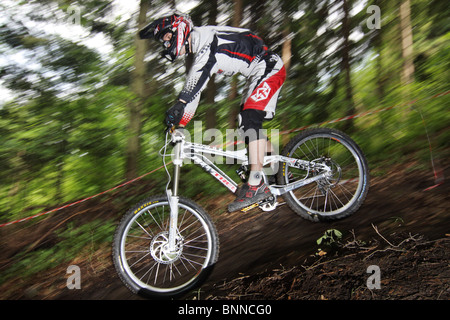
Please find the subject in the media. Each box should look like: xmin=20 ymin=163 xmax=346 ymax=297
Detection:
xmin=206 ymin=233 xmax=450 ymax=300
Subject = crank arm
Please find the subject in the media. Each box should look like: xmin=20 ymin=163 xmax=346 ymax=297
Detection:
xmin=240 ymin=195 xmax=278 ymax=213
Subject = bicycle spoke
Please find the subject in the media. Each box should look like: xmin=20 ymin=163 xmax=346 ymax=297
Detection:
xmin=284 ymin=131 xmax=367 ymax=216
xmin=135 ymin=220 xmax=154 ymax=238
xmin=180 ymin=254 xmax=205 ymax=266
xmin=117 ymin=198 xmax=216 ymax=294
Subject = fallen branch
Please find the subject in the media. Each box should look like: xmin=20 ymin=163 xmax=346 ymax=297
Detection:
xmin=371 ymin=223 xmax=397 ymax=247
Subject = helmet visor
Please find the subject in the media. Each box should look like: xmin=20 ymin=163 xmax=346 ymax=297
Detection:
xmin=158 ymin=30 xmax=174 ymax=48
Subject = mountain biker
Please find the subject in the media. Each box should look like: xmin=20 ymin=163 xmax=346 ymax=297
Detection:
xmin=139 ymin=14 xmax=286 ymax=213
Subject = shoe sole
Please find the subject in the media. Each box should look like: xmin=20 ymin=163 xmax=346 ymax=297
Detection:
xmin=227 ymin=193 xmax=273 ymax=213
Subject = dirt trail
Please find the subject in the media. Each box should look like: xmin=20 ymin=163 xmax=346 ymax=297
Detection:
xmin=0 ymin=162 xmax=448 ymax=300
xmin=200 ymin=163 xmax=449 ymax=299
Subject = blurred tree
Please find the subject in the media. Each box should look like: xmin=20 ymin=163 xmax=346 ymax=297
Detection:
xmin=204 ymin=0 xmax=218 ymax=130
xmin=125 ymin=0 xmax=150 ymax=180
xmin=0 ymin=0 xmax=130 ymax=217
xmin=399 ymin=0 xmax=415 ymax=88
xmin=340 ymin=0 xmax=356 ymax=132
xmin=190 ymin=0 xmax=219 ymax=129
xmin=227 ymin=0 xmax=244 ymax=129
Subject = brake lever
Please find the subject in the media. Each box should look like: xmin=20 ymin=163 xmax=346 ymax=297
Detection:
xmin=165 ymin=124 xmax=176 ymax=134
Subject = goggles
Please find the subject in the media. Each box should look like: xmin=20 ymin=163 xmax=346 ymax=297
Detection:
xmin=158 ymin=30 xmax=174 ymax=49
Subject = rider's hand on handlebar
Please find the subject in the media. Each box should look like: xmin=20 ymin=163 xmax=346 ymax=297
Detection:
xmin=165 ymin=100 xmax=186 ymax=129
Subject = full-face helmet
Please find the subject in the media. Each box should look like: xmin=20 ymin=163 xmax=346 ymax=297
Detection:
xmin=139 ymin=14 xmax=193 ymax=62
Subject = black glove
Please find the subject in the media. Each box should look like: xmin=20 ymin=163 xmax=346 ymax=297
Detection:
xmin=165 ymin=101 xmax=186 ymax=127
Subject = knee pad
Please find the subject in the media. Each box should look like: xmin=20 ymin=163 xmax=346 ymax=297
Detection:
xmin=237 ymin=109 xmax=266 ymax=143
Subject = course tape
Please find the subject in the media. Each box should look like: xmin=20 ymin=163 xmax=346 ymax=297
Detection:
xmin=1 ymin=90 xmax=448 ymax=228
xmin=0 ymin=165 xmax=166 ymax=228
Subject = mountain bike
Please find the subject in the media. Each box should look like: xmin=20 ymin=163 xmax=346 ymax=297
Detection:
xmin=112 ymin=125 xmax=370 ymax=298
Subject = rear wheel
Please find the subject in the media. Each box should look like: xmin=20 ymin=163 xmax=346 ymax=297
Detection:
xmin=277 ymin=128 xmax=369 ymax=222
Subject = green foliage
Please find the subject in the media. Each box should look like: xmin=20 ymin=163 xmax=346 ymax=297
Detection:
xmin=316 ymin=229 xmax=343 ymax=256
xmin=0 ymin=0 xmax=448 ymax=229
xmin=317 ymin=229 xmax=343 ymax=246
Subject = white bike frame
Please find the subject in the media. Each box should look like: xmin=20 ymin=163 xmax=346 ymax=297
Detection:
xmin=166 ymin=130 xmax=332 ymax=251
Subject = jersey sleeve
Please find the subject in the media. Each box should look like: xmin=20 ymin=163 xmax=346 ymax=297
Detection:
xmin=178 ymin=36 xmax=218 ymax=104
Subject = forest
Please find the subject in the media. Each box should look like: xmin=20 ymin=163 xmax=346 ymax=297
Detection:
xmin=0 ymin=0 xmax=448 ymax=298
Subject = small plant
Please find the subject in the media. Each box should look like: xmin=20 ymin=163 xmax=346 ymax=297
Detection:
xmin=316 ymin=229 xmax=343 ymax=256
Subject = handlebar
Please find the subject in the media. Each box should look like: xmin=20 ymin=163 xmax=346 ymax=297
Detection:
xmin=165 ymin=123 xmax=186 ymax=136
xmin=165 ymin=123 xmax=176 ymax=134
xmin=165 ymin=124 xmax=186 ymax=145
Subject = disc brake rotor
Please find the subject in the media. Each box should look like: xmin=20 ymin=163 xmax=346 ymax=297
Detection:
xmin=150 ymin=231 xmax=183 ymax=264
xmin=316 ymin=158 xmax=342 ymax=193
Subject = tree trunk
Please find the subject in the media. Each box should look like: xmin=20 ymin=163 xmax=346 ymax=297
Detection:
xmin=125 ymin=0 xmax=149 ymax=180
xmin=341 ymin=0 xmax=356 ymax=132
xmin=228 ymin=0 xmax=243 ymax=129
xmin=205 ymin=0 xmax=218 ymax=129
xmin=281 ymin=28 xmax=292 ymax=72
xmin=205 ymin=74 xmax=217 ymax=129
xmin=399 ymin=0 xmax=415 ymax=86
xmin=280 ymin=8 xmax=292 ymax=146
xmin=370 ymin=0 xmax=386 ymax=101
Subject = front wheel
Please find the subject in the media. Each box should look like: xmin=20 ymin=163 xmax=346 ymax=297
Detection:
xmin=112 ymin=195 xmax=219 ymax=299
xmin=277 ymin=128 xmax=370 ymax=222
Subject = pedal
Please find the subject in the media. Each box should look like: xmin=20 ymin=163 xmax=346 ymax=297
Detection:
xmin=260 ymin=196 xmax=278 ymax=212
xmin=240 ymin=196 xmax=278 ymax=213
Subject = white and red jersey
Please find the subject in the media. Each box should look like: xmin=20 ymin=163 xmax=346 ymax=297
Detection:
xmin=178 ymin=26 xmax=286 ymax=127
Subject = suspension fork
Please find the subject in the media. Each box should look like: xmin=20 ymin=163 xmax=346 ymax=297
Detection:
xmin=167 ymin=140 xmax=182 ymax=252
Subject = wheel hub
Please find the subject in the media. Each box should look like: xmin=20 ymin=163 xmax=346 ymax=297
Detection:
xmin=150 ymin=231 xmax=183 ymax=264
xmin=316 ymin=158 xmax=342 ymax=193
xmin=323 ymin=158 xmax=342 ymax=186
